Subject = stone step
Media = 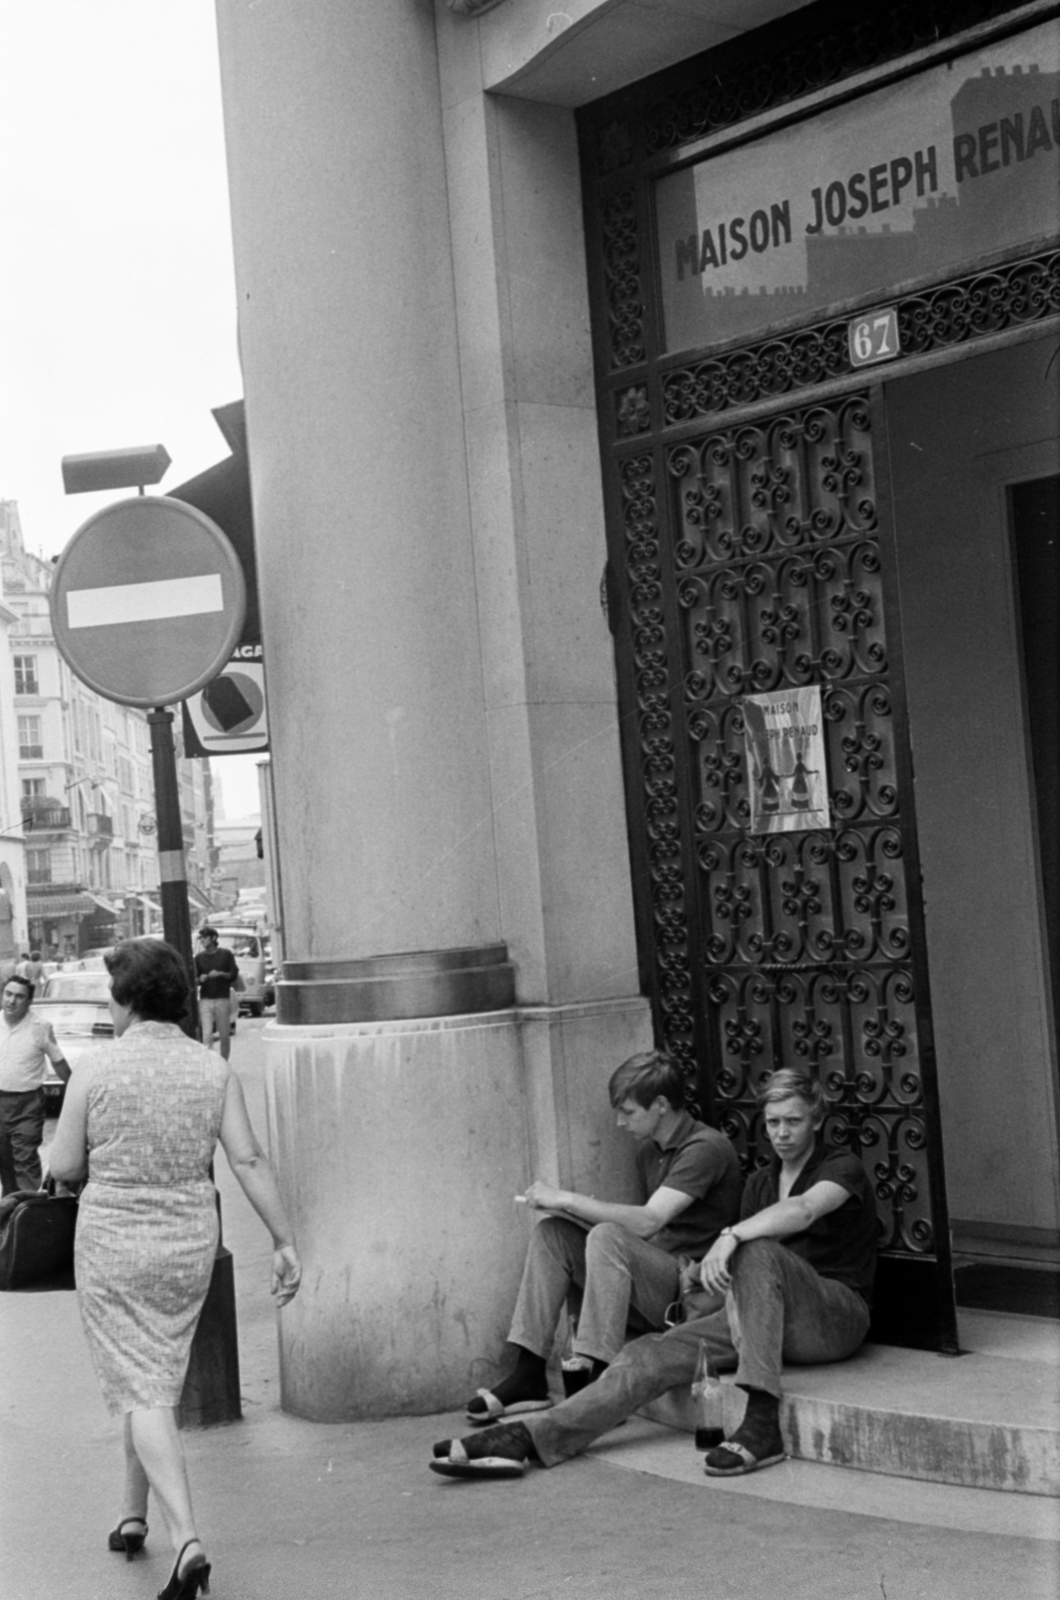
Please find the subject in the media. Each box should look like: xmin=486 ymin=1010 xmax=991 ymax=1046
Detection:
xmin=639 ymin=1309 xmax=1060 ymax=1496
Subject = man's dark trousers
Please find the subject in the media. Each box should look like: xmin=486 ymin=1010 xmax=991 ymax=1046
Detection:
xmin=0 ymin=1087 xmax=46 ymax=1194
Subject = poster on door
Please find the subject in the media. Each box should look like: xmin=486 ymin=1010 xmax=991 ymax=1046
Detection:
xmin=743 ymin=687 xmax=829 ymax=834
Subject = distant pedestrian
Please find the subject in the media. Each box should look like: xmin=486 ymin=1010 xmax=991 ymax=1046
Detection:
xmin=18 ymin=949 xmax=44 ymax=985
xmin=193 ymin=927 xmax=243 ymax=1060
xmin=0 ymin=974 xmax=70 ymax=1193
xmin=48 ymin=938 xmax=301 ymax=1600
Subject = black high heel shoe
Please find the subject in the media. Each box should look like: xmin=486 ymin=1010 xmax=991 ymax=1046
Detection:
xmin=107 ymin=1518 xmax=148 ymax=1559
xmin=158 ymin=1539 xmax=211 ymax=1600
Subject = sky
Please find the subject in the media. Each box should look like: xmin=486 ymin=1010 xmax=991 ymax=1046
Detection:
xmin=0 ymin=1 xmax=260 ymax=820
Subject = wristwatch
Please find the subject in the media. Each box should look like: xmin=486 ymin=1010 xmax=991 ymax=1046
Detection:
xmin=719 ymin=1226 xmax=740 ymax=1242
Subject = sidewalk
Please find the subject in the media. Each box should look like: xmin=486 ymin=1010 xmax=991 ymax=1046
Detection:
xmin=3 ymin=1021 xmax=1057 ymax=1600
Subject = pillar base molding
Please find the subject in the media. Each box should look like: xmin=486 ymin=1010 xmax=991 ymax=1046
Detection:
xmin=276 ymin=942 xmax=516 ymax=1025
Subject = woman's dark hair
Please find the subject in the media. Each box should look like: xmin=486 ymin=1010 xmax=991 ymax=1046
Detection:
xmin=105 ymin=938 xmax=190 ymax=1023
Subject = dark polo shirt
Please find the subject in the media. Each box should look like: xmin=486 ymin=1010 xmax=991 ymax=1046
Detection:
xmin=638 ymin=1110 xmax=742 ymax=1259
xmin=741 ymin=1139 xmax=878 ymax=1305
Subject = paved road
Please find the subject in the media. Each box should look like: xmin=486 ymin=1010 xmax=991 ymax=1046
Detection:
xmin=4 ymin=1022 xmax=1056 ymax=1600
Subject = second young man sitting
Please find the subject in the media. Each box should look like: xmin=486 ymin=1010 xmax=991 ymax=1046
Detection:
xmin=464 ymin=1049 xmax=742 ymax=1426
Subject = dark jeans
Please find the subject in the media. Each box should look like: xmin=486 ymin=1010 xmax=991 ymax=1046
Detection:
xmin=524 ymin=1238 xmax=870 ymax=1467
xmin=0 ymin=1088 xmax=46 ymax=1195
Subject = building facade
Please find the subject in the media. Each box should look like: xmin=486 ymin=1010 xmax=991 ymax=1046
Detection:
xmin=213 ymin=0 xmax=1060 ymax=1417
xmin=0 ymin=501 xmax=216 ymax=955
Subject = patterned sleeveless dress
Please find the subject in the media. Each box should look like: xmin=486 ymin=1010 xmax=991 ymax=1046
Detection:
xmin=74 ymin=1020 xmax=229 ymax=1415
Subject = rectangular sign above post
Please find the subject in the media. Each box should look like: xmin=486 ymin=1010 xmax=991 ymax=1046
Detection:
xmin=656 ymin=18 xmax=1060 ymax=354
xmin=743 ymin=686 xmax=830 ymax=835
xmin=181 ymin=642 xmax=269 ymax=758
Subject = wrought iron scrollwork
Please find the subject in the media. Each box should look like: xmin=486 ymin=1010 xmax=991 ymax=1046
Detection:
xmin=898 ymin=250 xmax=1060 ymax=351
xmin=641 ymin=0 xmax=1025 ymax=157
xmin=633 ymin=391 xmax=935 ymax=1252
xmin=660 ymin=249 xmax=1060 ymax=427
xmin=602 ymin=191 xmax=646 ymax=370
xmin=619 ymin=454 xmax=696 ymax=1070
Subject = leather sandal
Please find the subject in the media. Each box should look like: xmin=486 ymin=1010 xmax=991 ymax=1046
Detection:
xmin=465 ymin=1386 xmax=552 ymax=1424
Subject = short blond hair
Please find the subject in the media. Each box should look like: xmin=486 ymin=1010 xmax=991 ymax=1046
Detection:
xmin=757 ymin=1068 xmax=825 ymax=1122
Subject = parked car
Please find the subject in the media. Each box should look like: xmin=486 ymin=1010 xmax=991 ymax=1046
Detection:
xmin=36 ymin=969 xmax=114 ymax=1114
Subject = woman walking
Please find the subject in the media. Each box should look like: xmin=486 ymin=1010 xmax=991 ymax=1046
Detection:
xmin=48 ymin=939 xmax=301 ymax=1599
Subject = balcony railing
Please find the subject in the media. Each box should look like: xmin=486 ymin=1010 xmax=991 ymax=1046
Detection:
xmin=21 ymin=806 xmax=72 ymax=832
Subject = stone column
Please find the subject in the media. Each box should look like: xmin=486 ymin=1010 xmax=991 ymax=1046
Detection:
xmin=216 ymin=0 xmax=528 ymax=1418
xmin=216 ymin=0 xmax=653 ymax=1419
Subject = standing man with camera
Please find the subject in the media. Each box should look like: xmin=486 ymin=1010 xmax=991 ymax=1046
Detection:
xmin=194 ymin=926 xmax=243 ymax=1061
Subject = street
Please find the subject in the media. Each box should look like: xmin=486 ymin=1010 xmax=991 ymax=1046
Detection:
xmin=1 ymin=1021 xmax=1056 ymax=1600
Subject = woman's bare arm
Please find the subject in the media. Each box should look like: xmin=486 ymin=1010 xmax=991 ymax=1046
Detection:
xmin=218 ymin=1070 xmax=301 ymax=1304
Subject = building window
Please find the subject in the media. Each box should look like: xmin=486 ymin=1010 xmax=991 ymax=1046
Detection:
xmin=26 ymin=847 xmax=50 ymax=885
xmin=13 ymin=655 xmax=38 ymax=695
xmin=18 ymin=714 xmax=43 ymax=759
xmin=21 ymin=778 xmax=45 ymax=799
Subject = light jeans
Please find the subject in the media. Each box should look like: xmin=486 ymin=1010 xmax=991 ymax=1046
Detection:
xmin=508 ymin=1217 xmax=683 ymax=1365
xmin=199 ymin=996 xmax=233 ymax=1058
xmin=524 ymin=1238 xmax=870 ymax=1466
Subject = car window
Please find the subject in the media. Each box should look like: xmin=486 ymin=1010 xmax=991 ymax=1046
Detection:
xmin=40 ymin=974 xmax=112 ymax=1002
xmin=217 ymin=933 xmax=260 ymax=958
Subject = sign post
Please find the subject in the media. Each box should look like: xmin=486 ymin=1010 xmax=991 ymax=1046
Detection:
xmin=50 ymin=494 xmax=247 ymax=1001
xmin=50 ymin=490 xmax=247 ymax=1428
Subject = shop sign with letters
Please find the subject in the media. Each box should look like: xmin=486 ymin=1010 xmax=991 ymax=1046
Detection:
xmin=743 ymin=687 xmax=830 ymax=835
xmin=656 ymin=19 xmax=1060 ymax=353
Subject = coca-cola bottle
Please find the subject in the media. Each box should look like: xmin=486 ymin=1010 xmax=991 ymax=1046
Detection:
xmin=691 ymin=1341 xmax=724 ymax=1451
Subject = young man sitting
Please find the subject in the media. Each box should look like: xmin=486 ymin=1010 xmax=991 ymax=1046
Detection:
xmin=462 ymin=1049 xmax=742 ymax=1427
xmin=431 ymin=1067 xmax=877 ymax=1478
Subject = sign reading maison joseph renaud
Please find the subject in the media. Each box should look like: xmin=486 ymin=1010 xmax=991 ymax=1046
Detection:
xmin=656 ymin=19 xmax=1060 ymax=353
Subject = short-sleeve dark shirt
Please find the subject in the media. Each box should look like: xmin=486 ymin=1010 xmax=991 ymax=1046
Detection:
xmin=741 ymin=1139 xmax=878 ymax=1304
xmin=195 ymin=947 xmax=239 ymax=1001
xmin=637 ymin=1111 xmax=743 ymax=1259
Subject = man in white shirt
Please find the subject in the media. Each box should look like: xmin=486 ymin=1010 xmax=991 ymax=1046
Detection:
xmin=0 ymin=975 xmax=70 ymax=1194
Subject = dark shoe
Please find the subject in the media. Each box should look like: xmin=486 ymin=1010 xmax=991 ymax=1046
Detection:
xmin=108 ymin=1518 xmax=148 ymax=1560
xmin=430 ymin=1420 xmax=536 ymax=1478
xmin=157 ymin=1539 xmax=211 ymax=1600
xmin=703 ymin=1417 xmax=785 ymax=1477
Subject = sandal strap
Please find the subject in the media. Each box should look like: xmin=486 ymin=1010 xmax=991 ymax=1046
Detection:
xmin=472 ymin=1388 xmax=504 ymax=1419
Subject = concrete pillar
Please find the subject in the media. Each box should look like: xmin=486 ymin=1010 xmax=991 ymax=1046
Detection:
xmin=217 ymin=0 xmax=495 ymax=958
xmin=216 ymin=0 xmax=653 ymax=1417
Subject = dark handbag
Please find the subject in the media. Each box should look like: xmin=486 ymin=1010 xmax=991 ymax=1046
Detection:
xmin=0 ymin=1180 xmax=78 ymax=1290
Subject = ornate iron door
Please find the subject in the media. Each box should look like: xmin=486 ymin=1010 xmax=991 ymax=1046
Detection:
xmin=613 ymin=393 xmax=957 ymax=1350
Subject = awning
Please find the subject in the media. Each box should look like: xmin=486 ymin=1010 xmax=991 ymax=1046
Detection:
xmin=135 ymin=894 xmax=163 ymax=914
xmin=186 ymin=884 xmax=212 ymax=910
xmin=87 ymin=893 xmax=120 ymax=917
xmin=27 ymin=891 xmax=98 ymax=920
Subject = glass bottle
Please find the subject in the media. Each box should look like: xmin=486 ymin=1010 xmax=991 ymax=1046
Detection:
xmin=559 ymin=1317 xmax=594 ymax=1399
xmin=691 ymin=1341 xmax=724 ymax=1451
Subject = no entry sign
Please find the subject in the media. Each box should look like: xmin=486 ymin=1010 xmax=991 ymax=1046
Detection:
xmin=50 ymin=496 xmax=246 ymax=708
